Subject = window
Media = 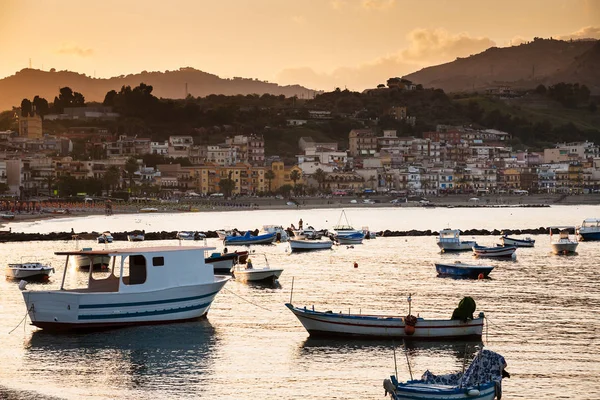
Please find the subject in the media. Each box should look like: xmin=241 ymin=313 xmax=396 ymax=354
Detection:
xmin=153 ymin=257 xmax=164 ymax=266
xmin=122 ymin=255 xmax=147 ymax=285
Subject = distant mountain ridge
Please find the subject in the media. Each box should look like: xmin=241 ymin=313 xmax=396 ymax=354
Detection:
xmin=403 ymin=39 xmax=600 ymax=94
xmin=0 ymin=67 xmax=320 ymax=111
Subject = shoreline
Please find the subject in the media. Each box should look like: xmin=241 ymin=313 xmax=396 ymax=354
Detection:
xmin=2 ymin=193 xmax=599 ymax=231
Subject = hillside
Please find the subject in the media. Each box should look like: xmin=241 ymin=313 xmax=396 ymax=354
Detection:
xmin=403 ymin=39 xmax=600 ymax=93
xmin=0 ymin=67 xmax=319 ymax=111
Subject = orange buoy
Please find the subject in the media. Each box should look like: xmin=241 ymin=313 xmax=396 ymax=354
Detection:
xmin=478 ymin=273 xmax=484 ymax=280
xmin=353 ymin=262 xmax=358 ymax=268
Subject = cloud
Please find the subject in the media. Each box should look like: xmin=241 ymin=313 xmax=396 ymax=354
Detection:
xmin=362 ymin=0 xmax=396 ymax=9
xmin=508 ymin=36 xmax=529 ymax=46
xmin=401 ymin=28 xmax=496 ymax=63
xmin=556 ymin=26 xmax=600 ymax=40
xmin=277 ymin=28 xmax=497 ymax=90
xmin=277 ymin=56 xmax=420 ymax=91
xmin=56 ymin=44 xmax=94 ymax=57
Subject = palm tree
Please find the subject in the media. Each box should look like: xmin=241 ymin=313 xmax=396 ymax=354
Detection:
xmin=314 ymin=168 xmax=326 ymax=191
xmin=124 ymin=157 xmax=139 ymax=190
xmin=103 ymin=166 xmax=121 ymax=196
xmin=290 ymin=169 xmax=301 ymax=192
xmin=265 ymin=170 xmax=275 ymax=193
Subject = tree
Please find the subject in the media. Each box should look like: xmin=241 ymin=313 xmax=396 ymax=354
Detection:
xmin=265 ymin=170 xmax=275 ymax=193
xmin=20 ymin=99 xmax=32 ymax=117
xmin=32 ymin=95 xmax=49 ymax=117
xmin=314 ymin=168 xmax=326 ymax=190
xmin=290 ymin=169 xmax=301 ymax=191
xmin=124 ymin=157 xmax=139 ymax=189
xmin=218 ymin=178 xmax=236 ymax=198
xmin=103 ymin=166 xmax=121 ymax=195
xmin=103 ymin=90 xmax=118 ymax=106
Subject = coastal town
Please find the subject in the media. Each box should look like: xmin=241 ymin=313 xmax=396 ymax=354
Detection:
xmin=1 ymin=100 xmax=599 ymax=202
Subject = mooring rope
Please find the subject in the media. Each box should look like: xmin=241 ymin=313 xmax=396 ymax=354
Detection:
xmin=222 ymin=286 xmax=274 ymax=312
xmin=9 ymin=303 xmax=32 ymax=335
xmin=485 ymin=316 xmax=529 ymax=343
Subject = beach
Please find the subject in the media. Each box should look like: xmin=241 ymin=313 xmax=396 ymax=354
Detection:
xmin=3 ymin=193 xmax=600 ymax=229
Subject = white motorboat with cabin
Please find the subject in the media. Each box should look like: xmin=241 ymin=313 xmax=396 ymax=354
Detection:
xmin=292 ymin=226 xmax=325 ymax=240
xmin=19 ymin=246 xmax=229 ymax=331
xmin=97 ymin=232 xmax=113 ymax=244
xmin=5 ymin=262 xmax=54 ymax=280
xmin=551 ymin=229 xmax=579 ymax=255
xmin=127 ymin=230 xmax=145 ymax=242
xmin=436 ymin=229 xmax=476 ymax=252
xmin=231 ymin=254 xmax=283 ymax=283
xmin=577 ymin=218 xmax=600 ymax=241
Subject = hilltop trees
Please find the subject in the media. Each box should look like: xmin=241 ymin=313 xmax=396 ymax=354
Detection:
xmin=19 ymin=95 xmax=49 ymax=118
xmin=51 ymin=87 xmax=85 ymax=113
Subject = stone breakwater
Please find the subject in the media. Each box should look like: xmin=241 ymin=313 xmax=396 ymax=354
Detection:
xmin=0 ymin=227 xmax=573 ymax=243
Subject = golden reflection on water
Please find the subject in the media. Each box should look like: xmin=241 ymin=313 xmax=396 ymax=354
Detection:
xmin=0 ymin=227 xmax=599 ymax=399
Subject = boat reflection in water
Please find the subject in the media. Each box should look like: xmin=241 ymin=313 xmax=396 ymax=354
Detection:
xmin=26 ymin=320 xmax=218 ymax=395
xmin=299 ymin=338 xmax=483 ymax=361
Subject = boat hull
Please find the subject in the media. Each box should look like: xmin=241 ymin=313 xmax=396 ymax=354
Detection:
xmin=72 ymin=255 xmax=111 ymax=270
xmin=578 ymin=231 xmax=600 ymax=241
xmin=336 ymin=236 xmax=363 ymax=245
xmin=22 ymin=277 xmax=229 ymax=331
xmin=435 ymin=263 xmax=494 ymax=279
xmin=472 ymin=245 xmax=516 ymax=258
xmin=551 ymin=243 xmax=578 ymax=254
xmin=127 ymin=235 xmax=145 ymax=242
xmin=233 ymin=268 xmax=283 ymax=282
xmin=389 ymin=380 xmax=496 ymax=400
xmin=5 ymin=267 xmax=53 ymax=280
xmin=289 ymin=239 xmax=333 ymax=252
xmin=500 ymin=236 xmax=534 ymax=247
xmin=205 ymin=256 xmax=235 ymax=274
xmin=285 ymin=304 xmax=483 ymax=339
xmin=224 ymin=234 xmax=275 ymax=245
xmin=437 ymin=241 xmax=476 ymax=252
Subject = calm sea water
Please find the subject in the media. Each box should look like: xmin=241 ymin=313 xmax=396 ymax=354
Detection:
xmin=1 ymin=206 xmax=600 ymax=399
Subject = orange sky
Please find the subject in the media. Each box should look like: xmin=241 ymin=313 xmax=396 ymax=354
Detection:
xmin=0 ymin=0 xmax=598 ymax=90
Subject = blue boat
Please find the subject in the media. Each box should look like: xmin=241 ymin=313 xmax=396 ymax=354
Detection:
xmin=435 ymin=261 xmax=494 ymax=279
xmin=223 ymin=231 xmax=275 ymax=245
xmin=383 ymin=349 xmax=509 ymax=400
xmin=577 ymin=218 xmax=600 ymax=241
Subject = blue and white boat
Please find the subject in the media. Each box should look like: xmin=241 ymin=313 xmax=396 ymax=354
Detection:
xmin=437 ymin=229 xmax=476 ymax=252
xmin=97 ymin=231 xmax=113 ymax=244
xmin=331 ymin=210 xmax=364 ymax=244
xmin=335 ymin=231 xmax=365 ymax=245
xmin=500 ymin=234 xmax=535 ymax=247
xmin=19 ymin=246 xmax=229 ymax=331
xmin=223 ymin=231 xmax=276 ymax=245
xmin=577 ymin=218 xmax=600 ymax=241
xmin=435 ymin=261 xmax=494 ymax=279
xmin=383 ymin=349 xmax=509 ymax=400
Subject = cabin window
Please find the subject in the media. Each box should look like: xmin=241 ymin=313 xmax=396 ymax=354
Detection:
xmin=121 ymin=255 xmax=147 ymax=285
xmin=153 ymin=256 xmax=165 ymax=266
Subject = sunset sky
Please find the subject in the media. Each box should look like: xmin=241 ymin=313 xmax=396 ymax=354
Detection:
xmin=1 ymin=0 xmax=598 ymax=90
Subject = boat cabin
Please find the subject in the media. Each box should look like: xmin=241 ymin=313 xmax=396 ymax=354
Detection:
xmin=581 ymin=218 xmax=600 ymax=228
xmin=55 ymin=246 xmax=216 ymax=293
xmin=437 ymin=229 xmax=461 ymax=242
